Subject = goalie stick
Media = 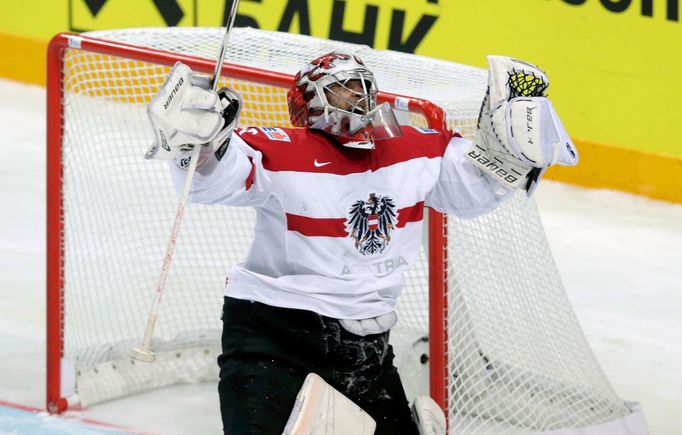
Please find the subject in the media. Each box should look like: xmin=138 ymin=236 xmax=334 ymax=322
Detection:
xmin=130 ymin=0 xmax=241 ymax=363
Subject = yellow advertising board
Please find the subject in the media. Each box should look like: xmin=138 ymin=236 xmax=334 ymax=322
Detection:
xmin=0 ymin=0 xmax=680 ymax=201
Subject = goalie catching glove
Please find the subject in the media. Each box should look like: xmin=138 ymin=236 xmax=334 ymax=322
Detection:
xmin=466 ymin=56 xmax=578 ymax=194
xmin=145 ymin=61 xmax=241 ymax=162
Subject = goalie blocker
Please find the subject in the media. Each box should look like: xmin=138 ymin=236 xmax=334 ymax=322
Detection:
xmin=466 ymin=56 xmax=578 ymax=195
xmin=145 ymin=61 xmax=242 ymax=172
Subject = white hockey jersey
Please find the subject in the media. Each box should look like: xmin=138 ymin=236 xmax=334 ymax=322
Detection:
xmin=171 ymin=126 xmax=511 ymax=319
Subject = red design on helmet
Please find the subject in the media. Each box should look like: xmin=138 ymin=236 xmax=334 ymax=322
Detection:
xmin=308 ymin=53 xmax=351 ymax=81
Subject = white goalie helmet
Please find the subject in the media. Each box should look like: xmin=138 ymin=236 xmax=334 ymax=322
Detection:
xmin=287 ymin=51 xmax=402 ymax=149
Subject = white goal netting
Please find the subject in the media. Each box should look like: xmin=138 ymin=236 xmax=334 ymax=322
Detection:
xmin=48 ymin=27 xmax=641 ymax=434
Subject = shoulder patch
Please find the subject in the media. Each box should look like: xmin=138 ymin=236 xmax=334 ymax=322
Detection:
xmin=258 ymin=127 xmax=291 ymax=142
xmin=413 ymin=127 xmax=439 ymax=134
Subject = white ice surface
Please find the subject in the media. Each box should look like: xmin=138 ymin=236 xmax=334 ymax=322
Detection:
xmin=0 ymin=78 xmax=680 ymax=434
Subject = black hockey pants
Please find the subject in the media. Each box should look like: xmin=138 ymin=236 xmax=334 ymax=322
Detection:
xmin=217 ymin=296 xmax=418 ymax=435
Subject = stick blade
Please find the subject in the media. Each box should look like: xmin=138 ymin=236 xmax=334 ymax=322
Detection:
xmin=130 ymin=347 xmax=156 ymax=363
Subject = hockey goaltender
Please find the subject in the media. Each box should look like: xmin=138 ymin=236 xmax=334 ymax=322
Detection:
xmin=144 ymin=51 xmax=577 ymax=434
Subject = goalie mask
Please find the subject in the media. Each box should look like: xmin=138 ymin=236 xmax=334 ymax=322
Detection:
xmin=287 ymin=51 xmax=402 ymax=149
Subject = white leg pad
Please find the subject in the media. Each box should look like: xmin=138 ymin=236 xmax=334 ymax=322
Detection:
xmin=283 ymin=373 xmax=376 ymax=435
xmin=412 ymin=396 xmax=447 ymax=435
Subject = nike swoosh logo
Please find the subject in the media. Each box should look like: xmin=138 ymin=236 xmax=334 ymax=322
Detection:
xmin=314 ymin=159 xmax=331 ymax=167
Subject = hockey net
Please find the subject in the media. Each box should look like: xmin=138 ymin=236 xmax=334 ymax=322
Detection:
xmin=47 ymin=27 xmax=634 ymax=433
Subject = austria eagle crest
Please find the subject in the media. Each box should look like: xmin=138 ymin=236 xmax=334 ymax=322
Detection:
xmin=347 ymin=193 xmax=397 ymax=255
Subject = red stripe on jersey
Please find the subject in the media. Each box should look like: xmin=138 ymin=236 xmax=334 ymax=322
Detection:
xmin=286 ymin=214 xmax=348 ymax=237
xmin=396 ymin=201 xmax=424 ymax=228
xmin=245 ymin=157 xmax=255 ymax=190
xmin=236 ymin=126 xmax=452 ymax=175
xmin=286 ymin=202 xmax=425 ymax=237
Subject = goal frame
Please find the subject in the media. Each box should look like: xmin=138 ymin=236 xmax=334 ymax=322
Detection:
xmin=45 ymin=32 xmax=450 ymax=414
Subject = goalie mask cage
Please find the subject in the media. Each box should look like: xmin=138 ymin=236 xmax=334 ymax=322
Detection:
xmin=46 ymin=28 xmax=647 ymax=434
